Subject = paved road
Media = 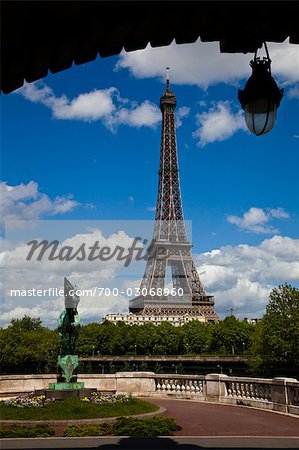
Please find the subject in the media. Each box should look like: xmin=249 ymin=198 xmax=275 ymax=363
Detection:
xmin=145 ymin=398 xmax=299 ymax=437
xmin=1 ymin=436 xmax=299 ymax=449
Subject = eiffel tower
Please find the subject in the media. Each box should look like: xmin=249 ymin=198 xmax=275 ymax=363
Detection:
xmin=129 ymin=71 xmax=218 ymax=322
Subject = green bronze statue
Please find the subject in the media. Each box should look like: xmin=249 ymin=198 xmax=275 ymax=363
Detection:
xmin=56 ymin=277 xmax=81 ymax=384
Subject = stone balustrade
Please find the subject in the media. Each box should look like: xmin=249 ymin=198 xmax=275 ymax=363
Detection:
xmin=0 ymin=372 xmax=298 ymax=415
xmin=226 ymin=379 xmax=273 ymax=402
xmin=154 ymin=375 xmax=204 ymax=399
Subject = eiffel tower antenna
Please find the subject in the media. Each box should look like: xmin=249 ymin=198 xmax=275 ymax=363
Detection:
xmin=166 ymin=66 xmax=170 ymax=90
xmin=129 ymin=81 xmax=218 ymax=322
xmin=227 ymin=307 xmax=239 ymax=316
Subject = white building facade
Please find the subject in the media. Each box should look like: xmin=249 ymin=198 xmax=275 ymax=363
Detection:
xmin=103 ymin=312 xmax=205 ymax=327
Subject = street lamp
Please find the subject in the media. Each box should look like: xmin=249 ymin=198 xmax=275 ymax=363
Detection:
xmin=172 ymin=364 xmax=178 ymax=374
xmin=217 ymin=364 xmax=223 ymax=374
xmin=242 ymin=342 xmax=245 ymax=355
xmin=238 ymin=42 xmax=283 ymax=136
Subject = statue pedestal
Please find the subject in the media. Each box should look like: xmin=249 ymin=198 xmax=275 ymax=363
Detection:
xmin=48 ymin=381 xmax=85 ymax=390
xmin=37 ymin=386 xmax=95 ymax=400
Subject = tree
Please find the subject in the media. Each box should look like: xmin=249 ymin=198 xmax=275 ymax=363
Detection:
xmin=181 ymin=321 xmax=212 ymax=354
xmin=0 ymin=316 xmax=59 ymax=373
xmin=9 ymin=316 xmax=43 ymax=332
xmin=210 ymin=316 xmax=254 ymax=355
xmin=132 ymin=323 xmax=158 ymax=355
xmin=156 ymin=322 xmax=183 ymax=355
xmin=249 ymin=284 xmax=299 ymax=376
xmin=77 ymin=322 xmax=101 ymax=356
xmin=139 ymin=362 xmax=148 ymax=371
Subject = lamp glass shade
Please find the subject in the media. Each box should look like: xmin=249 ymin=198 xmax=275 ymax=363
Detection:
xmin=245 ymin=99 xmax=276 ymax=136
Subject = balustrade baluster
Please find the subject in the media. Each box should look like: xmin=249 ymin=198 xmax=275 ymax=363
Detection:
xmin=232 ymin=382 xmax=236 ymax=397
xmin=241 ymin=383 xmax=245 ymax=397
xmin=236 ymin=382 xmax=241 ymax=397
xmin=244 ymin=383 xmax=249 ymax=398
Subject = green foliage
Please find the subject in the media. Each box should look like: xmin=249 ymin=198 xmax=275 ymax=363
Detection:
xmin=154 ymin=363 xmax=163 ymax=374
xmin=77 ymin=322 xmax=101 ymax=356
xmin=108 ymin=362 xmax=116 ymax=373
xmin=0 ymin=424 xmax=54 ymax=438
xmin=177 ymin=363 xmax=185 ymax=374
xmin=210 ymin=316 xmax=254 ymax=355
xmin=62 ymin=416 xmax=181 ymax=438
xmin=63 ymin=423 xmax=110 ymax=437
xmin=10 ymin=316 xmax=43 ymax=332
xmin=81 ymin=361 xmax=93 ymax=373
xmin=112 ymin=416 xmax=181 ymax=437
xmin=181 ymin=321 xmax=212 ymax=354
xmin=248 ymin=284 xmax=299 ymax=375
xmin=156 ymin=322 xmax=184 ymax=355
xmin=0 ymin=316 xmax=60 ymax=373
xmin=122 ymin=362 xmax=133 ymax=371
xmin=139 ymin=362 xmax=148 ymax=371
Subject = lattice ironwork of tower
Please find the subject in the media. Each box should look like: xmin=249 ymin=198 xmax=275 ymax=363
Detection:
xmin=129 ymin=74 xmax=218 ymax=322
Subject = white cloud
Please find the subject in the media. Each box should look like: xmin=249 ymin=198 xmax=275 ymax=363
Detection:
xmin=105 ymin=100 xmax=160 ymax=131
xmin=147 ymin=206 xmax=156 ymax=212
xmin=196 ymin=235 xmax=299 ymax=317
xmin=193 ymin=101 xmax=246 ymax=147
xmin=176 ymin=106 xmax=191 ymax=128
xmin=0 ymin=228 xmax=140 ymax=327
xmin=17 ymin=82 xmax=160 ymax=130
xmin=270 ymin=44 xmax=299 ymax=86
xmin=0 ymin=181 xmax=80 ymax=223
xmin=18 ymin=82 xmax=116 ymax=121
xmin=116 ymin=39 xmax=299 ymax=89
xmin=268 ymin=207 xmax=290 ymax=219
xmin=288 ymin=84 xmax=299 ymax=99
xmin=16 ymin=82 xmax=117 ymax=122
xmin=53 ymin=89 xmax=117 ymax=121
xmin=227 ymin=207 xmax=290 ymax=234
xmin=128 ymin=196 xmax=134 ymax=202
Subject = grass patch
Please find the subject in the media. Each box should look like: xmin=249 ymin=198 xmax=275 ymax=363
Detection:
xmin=0 ymin=398 xmax=158 ymax=420
xmin=0 ymin=424 xmax=54 ymax=438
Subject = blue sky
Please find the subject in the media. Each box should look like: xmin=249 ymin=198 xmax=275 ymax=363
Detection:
xmin=1 ymin=39 xmax=299 ymax=325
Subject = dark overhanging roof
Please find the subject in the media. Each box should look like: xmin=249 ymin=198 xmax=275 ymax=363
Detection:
xmin=1 ymin=1 xmax=299 ymax=94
